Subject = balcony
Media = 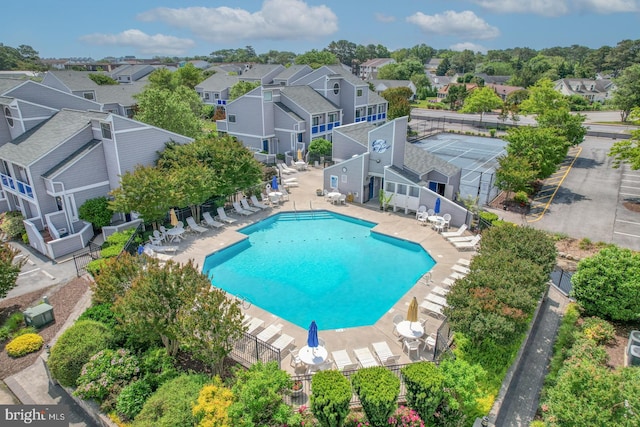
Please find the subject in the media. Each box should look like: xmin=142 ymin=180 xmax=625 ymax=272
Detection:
xmin=0 ymin=173 xmax=33 ymax=199
xmin=311 ymin=120 xmax=340 ymax=134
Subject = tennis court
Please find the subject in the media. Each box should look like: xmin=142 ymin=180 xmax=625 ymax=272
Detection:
xmin=413 ymin=133 xmax=507 ymax=205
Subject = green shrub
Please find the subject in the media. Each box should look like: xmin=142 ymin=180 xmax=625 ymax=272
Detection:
xmin=100 ymin=245 xmax=123 ymax=258
xmin=580 ymin=317 xmax=616 ymax=345
xmin=74 ymin=348 xmax=140 ymax=407
xmin=565 ymin=336 xmax=609 ymax=365
xmin=47 ymin=320 xmax=113 ymax=387
xmin=5 ymin=333 xmax=43 ymax=357
xmin=578 ymin=237 xmax=593 ymax=250
xmin=78 ymin=197 xmax=113 ymax=229
xmin=228 ymin=361 xmax=292 ymax=427
xmin=86 ymin=259 xmax=106 ymax=277
xmin=310 ymin=370 xmax=352 ymax=427
xmin=5 ymin=312 xmax=25 ymax=332
xmin=139 ymin=347 xmax=179 ymax=390
xmin=100 ymin=229 xmax=135 ymax=258
xmin=351 ymin=366 xmax=400 ymax=426
xmin=78 ymin=303 xmax=118 ymax=328
xmin=192 ymin=376 xmax=233 ymax=427
xmin=12 ymin=326 xmax=38 ymax=338
xmin=478 ymin=211 xmax=499 ymax=229
xmin=513 ymin=191 xmax=529 ymax=205
xmin=401 ymin=362 xmax=445 ymax=423
xmin=116 ymin=379 xmax=153 ymax=421
xmin=546 ymin=303 xmax=581 ymax=386
xmin=133 ymin=374 xmax=209 ymax=427
xmin=0 ymin=326 xmax=10 ymax=342
xmin=0 ymin=211 xmax=26 ymax=239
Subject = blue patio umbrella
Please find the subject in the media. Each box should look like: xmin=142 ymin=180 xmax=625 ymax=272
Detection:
xmin=434 ymin=197 xmax=441 ymax=214
xmin=271 ymin=175 xmax=279 ymax=191
xmin=307 ymin=320 xmax=319 ymax=348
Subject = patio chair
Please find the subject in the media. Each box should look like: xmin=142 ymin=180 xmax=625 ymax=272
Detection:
xmin=250 ymin=195 xmax=270 ymax=210
xmin=202 ymin=211 xmax=225 ymax=229
xmin=421 ymin=333 xmax=437 ymax=352
xmin=307 ymin=359 xmax=335 ymax=374
xmin=159 ymin=225 xmax=168 ymax=241
xmin=149 ymin=234 xmax=163 ymax=246
xmin=441 ymin=224 xmax=468 ymax=238
xmin=233 ymin=201 xmax=254 ymax=216
xmin=279 ymin=187 xmax=290 ymax=201
xmin=338 ymin=194 xmax=347 ymax=205
xmin=453 ymin=235 xmax=481 ymax=251
xmin=372 ymin=341 xmax=400 ymax=366
xmin=186 ymin=216 xmax=208 ymax=234
xmin=153 ymin=229 xmax=165 ymax=243
xmin=392 ymin=314 xmax=404 ymax=337
xmin=442 ymin=213 xmax=452 ymax=230
xmin=332 ymin=349 xmax=356 ymax=371
xmin=216 ymin=207 xmax=238 ymax=224
xmin=402 ymin=338 xmax=421 ymax=359
xmin=353 ymin=347 xmax=380 ymax=368
xmin=289 ymin=349 xmax=305 ymax=370
xmin=416 ymin=205 xmax=427 ymax=219
xmin=240 ymin=198 xmax=260 ymax=213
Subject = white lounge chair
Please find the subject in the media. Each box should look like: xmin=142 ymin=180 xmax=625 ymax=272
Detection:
xmin=353 ymin=347 xmax=380 ymax=368
xmin=240 ymin=198 xmax=260 ymax=213
xmin=282 ymin=177 xmax=298 ymax=183
xmin=245 ymin=317 xmax=264 ymax=334
xmin=457 ymin=258 xmax=472 ymax=267
xmin=372 ymin=341 xmax=401 ymax=366
xmin=332 ymin=349 xmax=356 ymax=371
xmin=420 ymin=300 xmax=444 ymax=317
xmin=271 ymin=334 xmax=295 ymax=353
xmin=233 ymin=201 xmax=253 ymax=216
xmin=256 ymin=323 xmax=283 ymax=343
xmin=202 ymin=211 xmax=225 ymax=229
xmin=453 ymin=235 xmax=481 ymax=251
xmin=144 ymin=243 xmax=178 ymax=253
xmin=250 ymin=195 xmax=270 ymax=210
xmin=447 ymin=235 xmax=478 ymax=243
xmin=142 ymin=245 xmax=174 ymax=262
xmin=451 ymin=264 xmax=470 ymax=275
xmin=441 ymin=224 xmax=468 ymax=238
xmin=216 ymin=207 xmax=238 ymax=224
xmin=284 ymin=180 xmax=299 ymax=187
xmin=186 ymin=216 xmax=208 ymax=234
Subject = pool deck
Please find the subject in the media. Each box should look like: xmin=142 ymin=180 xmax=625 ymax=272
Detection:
xmin=169 ymin=165 xmax=473 ymax=372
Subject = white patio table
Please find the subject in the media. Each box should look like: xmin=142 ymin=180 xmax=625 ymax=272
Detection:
xmin=299 ymin=345 xmax=328 ymax=366
xmin=395 ymin=321 xmax=424 ymax=339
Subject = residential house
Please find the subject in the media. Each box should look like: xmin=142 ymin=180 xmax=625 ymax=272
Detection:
xmin=425 ymin=58 xmax=442 ymax=75
xmin=427 ymin=75 xmax=453 ymax=92
xmin=359 ymin=58 xmax=396 ymax=80
xmin=216 ymin=65 xmax=388 ymax=156
xmin=553 ymin=78 xmax=615 ymax=103
xmin=474 ymin=74 xmax=511 ymax=85
xmin=323 ymin=117 xmax=468 ymax=227
xmin=437 ymin=83 xmax=478 ymax=102
xmin=486 ymin=83 xmax=525 ymax=101
xmin=195 ymin=72 xmax=240 ymax=108
xmin=110 ymin=64 xmax=155 ymax=84
xmin=41 ymin=70 xmax=146 ymax=118
xmin=369 ymin=80 xmax=417 ymax=99
xmin=0 ymin=78 xmax=192 ymax=259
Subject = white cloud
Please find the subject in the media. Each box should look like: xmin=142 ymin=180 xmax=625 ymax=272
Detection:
xmin=80 ymin=30 xmax=195 ymax=56
xmin=472 ymin=0 xmax=640 ymax=16
xmin=450 ymin=42 xmax=487 ymax=53
xmin=406 ymin=10 xmax=499 ymax=40
xmin=375 ymin=13 xmax=396 ymax=23
xmin=137 ymin=0 xmax=338 ymax=43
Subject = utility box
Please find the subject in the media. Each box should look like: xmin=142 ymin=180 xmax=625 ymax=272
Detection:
xmin=23 ymin=303 xmax=55 ymax=328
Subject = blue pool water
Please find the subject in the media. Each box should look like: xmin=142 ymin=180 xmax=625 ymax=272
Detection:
xmin=202 ymin=211 xmax=435 ymax=330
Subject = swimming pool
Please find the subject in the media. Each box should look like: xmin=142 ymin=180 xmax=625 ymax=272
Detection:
xmin=202 ymin=211 xmax=435 ymax=330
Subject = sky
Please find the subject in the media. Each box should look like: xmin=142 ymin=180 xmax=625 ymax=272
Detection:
xmin=4 ymin=0 xmax=640 ymax=60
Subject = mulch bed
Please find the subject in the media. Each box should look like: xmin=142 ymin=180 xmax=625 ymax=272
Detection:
xmin=0 ymin=277 xmax=90 ymax=379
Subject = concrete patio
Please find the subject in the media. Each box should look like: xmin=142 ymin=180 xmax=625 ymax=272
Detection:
xmin=168 ymin=164 xmax=473 ymax=373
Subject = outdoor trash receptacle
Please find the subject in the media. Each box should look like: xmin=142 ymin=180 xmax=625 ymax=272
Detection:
xmin=23 ymin=303 xmax=55 ymax=328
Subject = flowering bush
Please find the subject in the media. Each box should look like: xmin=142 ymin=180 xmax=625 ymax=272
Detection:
xmin=74 ymin=348 xmax=140 ymax=404
xmin=292 ymin=380 xmax=303 ymax=391
xmin=287 ymin=405 xmax=318 ymax=427
xmin=192 ymin=376 xmax=233 ymax=427
xmin=5 ymin=333 xmax=43 ymax=357
xmin=388 ymin=406 xmax=425 ymax=427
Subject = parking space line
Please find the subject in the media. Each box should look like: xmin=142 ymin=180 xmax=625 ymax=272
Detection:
xmin=616 ymin=219 xmax=640 ymax=226
xmin=527 ymin=146 xmax=582 ymax=222
xmin=620 ymin=192 xmax=640 ymax=197
xmin=19 ymin=268 xmax=40 ymax=276
xmin=614 ymin=231 xmax=640 ymax=238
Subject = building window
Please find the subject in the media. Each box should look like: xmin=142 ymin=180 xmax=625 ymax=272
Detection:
xmin=214 ymin=93 xmax=220 ymax=99
xmin=4 ymin=107 xmax=13 ymax=127
xmin=378 ymin=105 xmax=385 ymax=113
xmin=328 ymin=112 xmax=338 ymax=122
xmin=228 ymin=114 xmax=236 ymax=123
xmin=297 ymin=133 xmax=303 ymax=142
xmin=263 ymin=90 xmax=272 ymax=101
xmin=312 ymin=116 xmax=320 ymax=126
xmin=83 ymin=92 xmax=95 ymax=100
xmin=204 ymin=93 xmax=210 ymax=100
xmin=333 ymin=82 xmax=340 ymax=95
xmin=357 ymin=89 xmax=363 ymax=96
xmin=100 ymin=122 xmax=112 ymax=139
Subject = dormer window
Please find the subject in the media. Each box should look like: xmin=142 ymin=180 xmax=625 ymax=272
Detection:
xmin=4 ymin=107 xmax=13 ymax=127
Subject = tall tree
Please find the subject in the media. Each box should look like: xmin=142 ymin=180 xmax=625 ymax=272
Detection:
xmin=494 ymin=154 xmax=538 ymax=197
xmin=325 ymin=40 xmax=357 ymax=65
xmin=609 ymin=107 xmax=640 ymax=169
xmin=170 ymin=163 xmax=215 ymax=223
xmin=504 ymin=126 xmax=569 ymax=180
xmin=612 ymin=63 xmax=640 ymax=122
xmin=381 ymin=87 xmax=413 ymax=119
xmin=443 ymin=84 xmax=468 ymax=110
xmin=109 ymin=164 xmax=173 ymax=230
xmin=179 ymin=283 xmax=244 ymax=375
xmin=0 ymin=242 xmax=26 ymax=298
xmin=229 ymin=81 xmax=260 ymax=100
xmin=459 ymin=86 xmax=503 ymax=122
xmin=133 ymin=86 xmax=203 ymax=138
xmin=519 ymin=78 xmax=568 ymax=115
xmin=295 ymin=49 xmax=338 ymax=68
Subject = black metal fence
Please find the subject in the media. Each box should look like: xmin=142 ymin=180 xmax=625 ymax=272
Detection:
xmin=229 ymin=332 xmax=282 ymax=368
xmin=550 ymin=266 xmax=574 ymax=296
xmin=122 ymin=222 xmax=145 ymax=255
xmin=72 ymin=242 xmax=102 ymax=276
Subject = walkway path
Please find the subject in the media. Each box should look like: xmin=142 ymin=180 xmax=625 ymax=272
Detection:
xmin=492 ymin=286 xmax=570 ymax=426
